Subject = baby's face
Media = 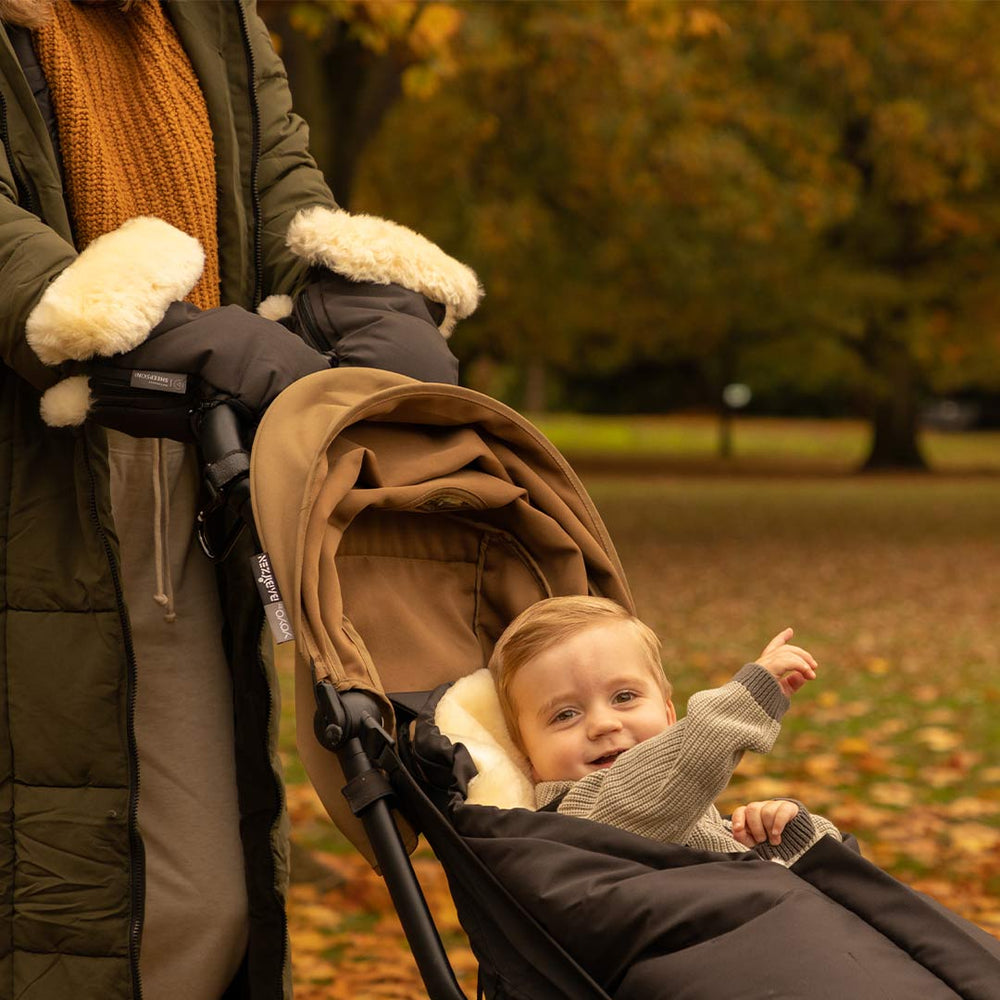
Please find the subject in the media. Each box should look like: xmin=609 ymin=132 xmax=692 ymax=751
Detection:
xmin=510 ymin=621 xmax=676 ymax=783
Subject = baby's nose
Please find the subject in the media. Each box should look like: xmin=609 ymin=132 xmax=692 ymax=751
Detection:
xmin=588 ymin=710 xmax=623 ymax=737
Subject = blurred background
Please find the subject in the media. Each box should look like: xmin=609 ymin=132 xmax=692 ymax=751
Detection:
xmin=261 ymin=0 xmax=1000 ymax=470
xmin=257 ymin=3 xmax=1000 ymax=996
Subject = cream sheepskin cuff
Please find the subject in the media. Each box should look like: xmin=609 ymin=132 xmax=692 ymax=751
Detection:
xmin=39 ymin=375 xmax=92 ymax=427
xmin=26 ymin=216 xmax=204 ymax=366
xmin=257 ymin=294 xmax=294 ymax=321
xmin=285 ymin=206 xmax=483 ymax=338
xmin=434 ymin=669 xmax=535 ymax=810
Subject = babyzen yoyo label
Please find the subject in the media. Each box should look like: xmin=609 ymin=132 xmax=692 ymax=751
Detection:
xmin=251 ymin=551 xmax=294 ymax=644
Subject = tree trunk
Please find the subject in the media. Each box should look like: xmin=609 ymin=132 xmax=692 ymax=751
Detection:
xmin=715 ymin=332 xmax=735 ymax=459
xmin=260 ymin=8 xmax=411 ymax=208
xmin=862 ymin=339 xmax=928 ymax=471
xmin=718 ymin=405 xmax=733 ymax=459
xmin=523 ymin=360 xmax=548 ymax=413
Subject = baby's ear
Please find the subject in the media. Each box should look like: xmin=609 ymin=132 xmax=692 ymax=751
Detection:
xmin=664 ymin=698 xmax=678 ymax=727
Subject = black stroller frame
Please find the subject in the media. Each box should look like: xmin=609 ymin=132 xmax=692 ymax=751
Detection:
xmin=197 ymin=404 xmax=608 ymax=1000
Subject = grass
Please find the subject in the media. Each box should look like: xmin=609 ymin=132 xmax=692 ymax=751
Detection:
xmin=529 ymin=412 xmax=1000 ymax=473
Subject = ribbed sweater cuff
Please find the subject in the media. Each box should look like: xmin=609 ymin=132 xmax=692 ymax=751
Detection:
xmin=752 ymin=800 xmax=816 ymax=862
xmin=734 ymin=663 xmax=789 ymax=721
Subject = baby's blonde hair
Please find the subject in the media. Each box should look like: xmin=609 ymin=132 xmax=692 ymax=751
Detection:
xmin=488 ymin=595 xmax=671 ymax=751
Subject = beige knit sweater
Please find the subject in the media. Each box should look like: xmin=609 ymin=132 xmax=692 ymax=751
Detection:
xmin=535 ymin=663 xmax=842 ymax=866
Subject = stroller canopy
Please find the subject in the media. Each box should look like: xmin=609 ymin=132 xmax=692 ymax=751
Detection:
xmin=250 ymin=368 xmax=631 ymax=852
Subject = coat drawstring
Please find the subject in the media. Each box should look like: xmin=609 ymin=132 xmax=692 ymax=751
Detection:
xmin=151 ymin=438 xmax=177 ymax=623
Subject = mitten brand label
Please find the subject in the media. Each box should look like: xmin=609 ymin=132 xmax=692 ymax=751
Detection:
xmin=130 ymin=370 xmax=188 ymax=394
xmin=251 ymin=551 xmax=294 ymax=644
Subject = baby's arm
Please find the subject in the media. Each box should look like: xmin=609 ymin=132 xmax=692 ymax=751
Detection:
xmin=551 ymin=663 xmax=790 ymax=844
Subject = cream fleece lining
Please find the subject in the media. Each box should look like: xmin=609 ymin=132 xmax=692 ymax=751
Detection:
xmin=434 ymin=669 xmax=535 ymax=810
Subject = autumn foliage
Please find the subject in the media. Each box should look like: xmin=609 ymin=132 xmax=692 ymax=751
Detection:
xmin=263 ymin=0 xmax=1000 ymax=468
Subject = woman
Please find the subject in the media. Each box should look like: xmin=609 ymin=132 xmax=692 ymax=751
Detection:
xmin=0 ymin=2 xmax=480 ymax=996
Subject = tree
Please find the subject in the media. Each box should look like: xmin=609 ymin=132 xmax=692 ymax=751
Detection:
xmin=695 ymin=2 xmax=1000 ymax=469
xmin=259 ymin=0 xmax=463 ymax=206
xmin=357 ymin=2 xmax=835 ymax=412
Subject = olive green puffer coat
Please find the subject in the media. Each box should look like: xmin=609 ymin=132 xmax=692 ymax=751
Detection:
xmin=0 ymin=3 xmax=334 ymax=998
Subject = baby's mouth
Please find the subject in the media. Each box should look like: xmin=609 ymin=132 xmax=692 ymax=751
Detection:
xmin=589 ymin=748 xmax=626 ymax=768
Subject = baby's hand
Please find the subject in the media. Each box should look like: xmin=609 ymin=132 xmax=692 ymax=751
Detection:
xmin=756 ymin=627 xmax=817 ymax=696
xmin=731 ymin=799 xmax=800 ymax=847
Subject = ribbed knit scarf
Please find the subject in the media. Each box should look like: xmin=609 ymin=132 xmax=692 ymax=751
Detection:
xmin=34 ymin=0 xmax=220 ymax=309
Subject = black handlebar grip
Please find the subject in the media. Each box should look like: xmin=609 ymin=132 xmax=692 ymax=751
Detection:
xmin=197 ymin=403 xmax=245 ymax=468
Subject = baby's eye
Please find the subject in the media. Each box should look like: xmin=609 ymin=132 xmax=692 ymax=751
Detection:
xmin=550 ymin=708 xmax=578 ymax=724
xmin=613 ymin=690 xmax=638 ymax=705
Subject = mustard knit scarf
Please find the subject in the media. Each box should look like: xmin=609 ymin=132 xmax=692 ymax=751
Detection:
xmin=34 ymin=0 xmax=220 ymax=309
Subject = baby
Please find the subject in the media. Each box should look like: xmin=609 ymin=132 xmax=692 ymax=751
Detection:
xmin=488 ymin=595 xmax=841 ymax=864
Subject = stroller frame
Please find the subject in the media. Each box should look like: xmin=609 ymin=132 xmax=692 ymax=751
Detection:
xmin=312 ymin=679 xmax=467 ymax=1000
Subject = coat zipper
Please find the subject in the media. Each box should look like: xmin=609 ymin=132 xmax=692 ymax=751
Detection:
xmin=235 ymin=6 xmax=287 ymax=997
xmin=235 ymin=0 xmax=263 ymax=310
xmin=295 ymin=287 xmax=332 ymax=353
xmin=82 ymin=436 xmax=144 ymax=1000
xmin=0 ymin=89 xmax=38 ymax=216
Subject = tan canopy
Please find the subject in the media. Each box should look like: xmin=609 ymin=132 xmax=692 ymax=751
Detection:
xmin=250 ymin=368 xmax=632 ymax=856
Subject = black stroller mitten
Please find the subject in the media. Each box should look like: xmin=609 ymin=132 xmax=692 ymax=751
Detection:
xmin=289 ymin=271 xmax=459 ymax=385
xmin=79 ymin=301 xmax=332 ymax=441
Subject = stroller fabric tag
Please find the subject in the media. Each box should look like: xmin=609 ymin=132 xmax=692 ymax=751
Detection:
xmin=130 ymin=370 xmax=188 ymax=394
xmin=251 ymin=551 xmax=294 ymax=644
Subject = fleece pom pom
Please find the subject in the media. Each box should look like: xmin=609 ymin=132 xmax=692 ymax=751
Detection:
xmin=26 ymin=216 xmax=204 ymax=365
xmin=257 ymin=293 xmax=294 ymax=321
xmin=434 ymin=669 xmax=535 ymax=810
xmin=39 ymin=375 xmax=92 ymax=427
xmin=286 ymin=206 xmax=483 ymax=338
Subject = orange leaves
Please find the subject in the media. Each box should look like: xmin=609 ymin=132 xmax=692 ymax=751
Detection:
xmin=948 ymin=823 xmax=1000 ymax=854
xmin=836 ymin=736 xmax=872 ymax=756
xmin=287 ymin=843 xmax=478 ymax=999
xmin=868 ymin=782 xmax=916 ymax=808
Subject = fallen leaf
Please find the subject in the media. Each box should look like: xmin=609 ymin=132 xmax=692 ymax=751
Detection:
xmin=914 ymin=727 xmax=962 ymax=752
xmin=869 ymin=782 xmax=916 ymax=807
xmin=865 ymin=657 xmax=890 ymax=676
xmin=948 ymin=823 xmax=1000 ymax=853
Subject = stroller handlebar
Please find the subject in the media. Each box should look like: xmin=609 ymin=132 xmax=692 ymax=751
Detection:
xmin=195 ymin=404 xmax=256 ymax=559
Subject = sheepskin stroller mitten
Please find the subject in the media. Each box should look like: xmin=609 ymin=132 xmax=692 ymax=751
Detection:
xmin=286 ymin=271 xmax=458 ymax=385
xmin=76 ymin=301 xmax=332 ymax=441
xmin=30 ymin=209 xmax=482 ymax=435
xmin=262 ymin=205 xmax=482 ymax=385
